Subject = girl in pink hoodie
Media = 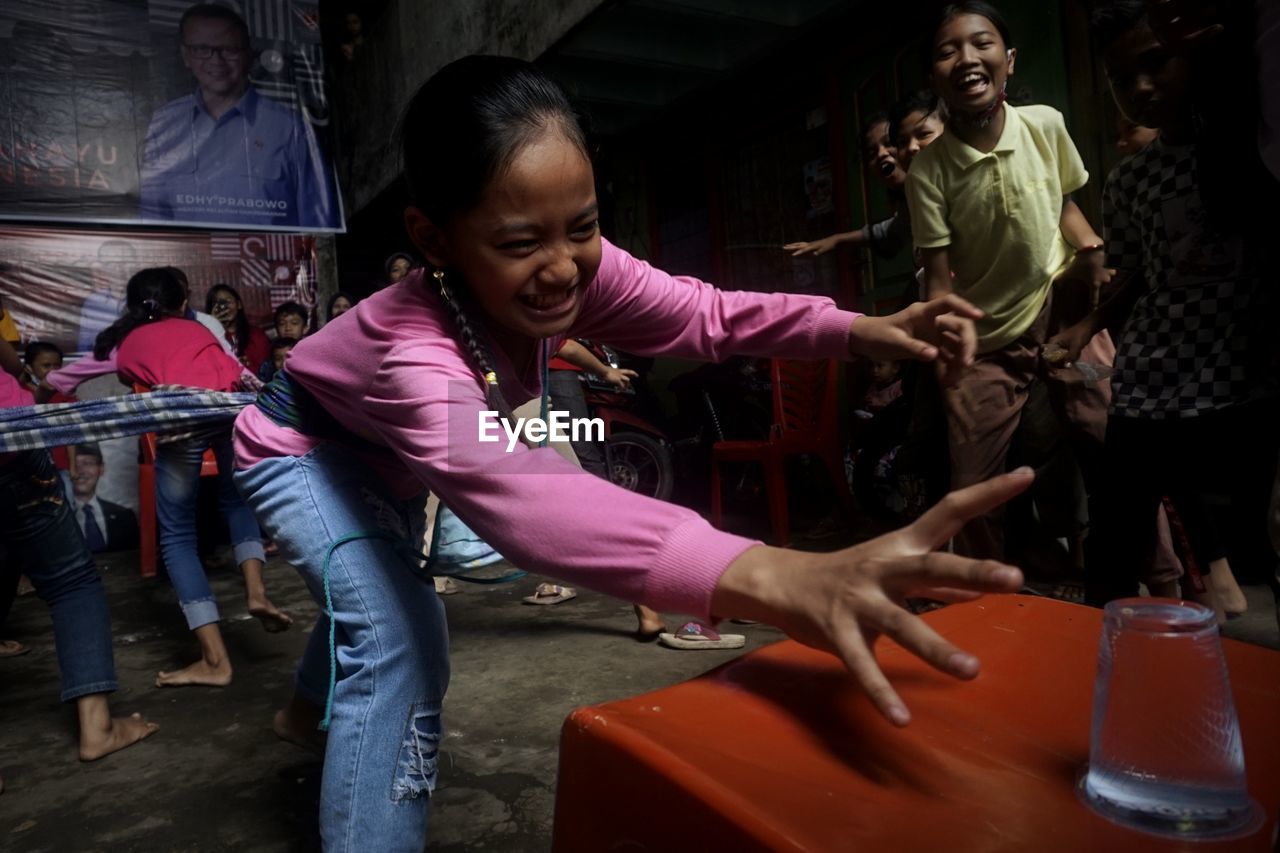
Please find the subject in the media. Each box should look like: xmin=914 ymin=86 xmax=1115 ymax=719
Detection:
xmin=232 ymin=55 xmax=1031 ymax=851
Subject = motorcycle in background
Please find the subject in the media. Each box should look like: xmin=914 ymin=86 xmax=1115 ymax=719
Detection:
xmin=577 ymin=342 xmax=676 ymax=502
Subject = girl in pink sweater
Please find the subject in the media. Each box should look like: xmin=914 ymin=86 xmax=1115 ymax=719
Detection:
xmin=100 ymin=268 xmax=289 ymax=691
xmin=233 ymin=56 xmax=1031 ymax=851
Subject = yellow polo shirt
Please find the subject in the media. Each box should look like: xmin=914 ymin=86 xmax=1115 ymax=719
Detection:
xmin=905 ymin=104 xmax=1088 ymax=352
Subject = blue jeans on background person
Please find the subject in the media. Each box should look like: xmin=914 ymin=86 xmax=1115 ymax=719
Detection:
xmin=0 ymin=449 xmax=118 ymax=701
xmin=156 ymin=432 xmax=265 ymax=629
xmin=235 ymin=442 xmax=449 ymax=853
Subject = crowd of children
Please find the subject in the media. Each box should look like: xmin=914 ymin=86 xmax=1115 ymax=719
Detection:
xmin=1 ymin=2 xmax=1276 ymax=847
xmin=788 ymin=0 xmax=1276 ymax=622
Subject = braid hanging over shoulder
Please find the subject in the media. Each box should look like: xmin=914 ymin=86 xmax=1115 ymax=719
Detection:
xmin=433 ymin=268 xmax=515 ymax=422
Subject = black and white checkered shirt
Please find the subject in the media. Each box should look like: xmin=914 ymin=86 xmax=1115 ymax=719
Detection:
xmin=1103 ymin=139 xmax=1274 ymax=419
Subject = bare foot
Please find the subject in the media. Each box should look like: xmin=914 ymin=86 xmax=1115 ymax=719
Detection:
xmin=273 ymin=705 xmax=325 ymax=757
xmin=634 ymin=604 xmax=666 ymax=642
xmin=247 ymin=593 xmax=293 ymax=633
xmin=156 ymin=657 xmax=232 ymax=688
xmin=79 ymin=712 xmax=159 ymax=761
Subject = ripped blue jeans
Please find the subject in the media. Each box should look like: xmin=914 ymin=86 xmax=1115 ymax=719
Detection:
xmin=234 ymin=443 xmax=449 ymax=852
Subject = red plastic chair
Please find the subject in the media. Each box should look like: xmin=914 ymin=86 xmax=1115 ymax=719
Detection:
xmin=709 ymin=359 xmax=852 ymax=546
xmin=134 ymin=384 xmax=218 ymax=578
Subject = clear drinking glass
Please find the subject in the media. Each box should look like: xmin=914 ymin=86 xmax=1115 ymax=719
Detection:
xmin=1079 ymin=599 xmax=1262 ymax=839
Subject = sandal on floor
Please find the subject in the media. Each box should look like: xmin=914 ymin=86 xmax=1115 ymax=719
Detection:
xmin=522 ymin=583 xmax=577 ymax=605
xmin=0 ymin=640 xmax=29 ymax=659
xmin=434 ymin=577 xmax=460 ymax=596
xmin=658 ymin=621 xmax=745 ymax=650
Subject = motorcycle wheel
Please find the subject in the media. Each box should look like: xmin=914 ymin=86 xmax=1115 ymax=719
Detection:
xmin=607 ymin=432 xmax=674 ymax=502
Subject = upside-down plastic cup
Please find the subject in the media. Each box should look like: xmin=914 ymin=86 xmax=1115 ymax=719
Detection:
xmin=1078 ymin=599 xmax=1262 ymax=840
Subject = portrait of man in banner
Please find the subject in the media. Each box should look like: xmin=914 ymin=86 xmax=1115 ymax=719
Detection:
xmin=138 ymin=3 xmax=339 ymax=229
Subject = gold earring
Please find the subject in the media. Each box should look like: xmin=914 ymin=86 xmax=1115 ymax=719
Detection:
xmin=433 ymin=268 xmax=449 ymax=299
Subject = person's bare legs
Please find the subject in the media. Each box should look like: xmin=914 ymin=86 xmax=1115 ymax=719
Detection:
xmin=634 ymin=604 xmax=665 ymax=641
xmin=156 ymin=623 xmax=233 ymax=687
xmin=76 ymin=694 xmax=159 ymax=761
xmin=1206 ymin=557 xmax=1248 ymax=615
xmin=272 ymin=689 xmax=325 ymax=756
xmin=242 ymin=558 xmax=292 ymax=632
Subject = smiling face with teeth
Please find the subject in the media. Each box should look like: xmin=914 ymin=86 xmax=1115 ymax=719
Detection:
xmin=862 ymin=121 xmax=908 ymax=191
xmin=930 ymin=12 xmax=1016 ymax=118
xmin=409 ymin=124 xmax=602 ymax=360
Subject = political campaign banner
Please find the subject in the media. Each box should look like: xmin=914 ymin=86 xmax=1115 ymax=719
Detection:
xmin=0 ymin=0 xmax=343 ymax=232
xmin=0 ymin=224 xmax=316 ymax=356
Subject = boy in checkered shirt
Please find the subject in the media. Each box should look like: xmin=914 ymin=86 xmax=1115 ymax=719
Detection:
xmin=1054 ymin=1 xmax=1279 ymax=608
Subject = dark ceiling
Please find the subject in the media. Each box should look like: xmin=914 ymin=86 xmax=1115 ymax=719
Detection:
xmin=538 ymin=0 xmax=852 ymax=136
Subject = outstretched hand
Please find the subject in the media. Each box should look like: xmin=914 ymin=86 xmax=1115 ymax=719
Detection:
xmin=711 ymin=467 xmax=1033 ymax=726
xmin=848 ymin=294 xmax=983 ymax=387
xmin=784 ymin=235 xmax=840 ymax=257
xmin=603 ymin=366 xmax=639 ymax=390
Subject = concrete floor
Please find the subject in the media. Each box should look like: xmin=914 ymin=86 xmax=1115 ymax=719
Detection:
xmin=0 ymin=552 xmax=786 ymax=852
xmin=2 ymin=548 xmax=1276 ymax=852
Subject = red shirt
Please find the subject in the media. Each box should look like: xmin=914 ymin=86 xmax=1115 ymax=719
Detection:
xmin=117 ymin=317 xmax=245 ymax=392
xmin=231 ymin=326 xmax=272 ymax=371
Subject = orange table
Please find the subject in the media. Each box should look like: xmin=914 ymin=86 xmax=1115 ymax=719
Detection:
xmin=553 ymin=596 xmax=1280 ymax=852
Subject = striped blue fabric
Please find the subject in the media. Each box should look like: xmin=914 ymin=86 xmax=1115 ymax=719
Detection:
xmin=0 ymin=386 xmax=255 ymax=453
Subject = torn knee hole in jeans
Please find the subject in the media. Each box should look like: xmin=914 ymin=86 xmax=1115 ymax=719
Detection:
xmin=391 ymin=703 xmax=442 ymax=802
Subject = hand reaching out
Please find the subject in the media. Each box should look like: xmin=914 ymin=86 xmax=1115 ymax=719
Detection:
xmin=784 ymin=235 xmax=841 ymax=257
xmin=711 ymin=467 xmax=1034 ymax=726
xmin=848 ymin=294 xmax=983 ymax=388
xmin=602 ymin=366 xmax=638 ymax=390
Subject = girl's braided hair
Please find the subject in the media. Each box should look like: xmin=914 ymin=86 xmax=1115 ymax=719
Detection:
xmin=399 ymin=55 xmax=590 ymax=419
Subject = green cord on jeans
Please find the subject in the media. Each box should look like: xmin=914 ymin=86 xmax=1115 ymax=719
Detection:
xmin=317 ymin=339 xmax=548 ymax=731
xmin=316 ymin=520 xmax=527 ymax=732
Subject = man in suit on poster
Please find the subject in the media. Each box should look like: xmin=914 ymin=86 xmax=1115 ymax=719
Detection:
xmin=70 ymin=444 xmax=138 ymax=553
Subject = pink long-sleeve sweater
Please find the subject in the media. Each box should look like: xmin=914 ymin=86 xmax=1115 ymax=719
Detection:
xmin=48 ymin=317 xmax=250 ymax=395
xmin=235 ymin=239 xmax=861 ymax=618
xmin=116 ymin=317 xmax=245 ymax=391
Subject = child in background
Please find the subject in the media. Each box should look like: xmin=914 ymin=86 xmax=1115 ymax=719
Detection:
xmin=849 ymin=360 xmax=911 ymax=519
xmin=97 ymin=268 xmax=290 ymax=688
xmin=207 ymin=284 xmax=271 ymax=370
xmin=384 ymin=251 xmax=416 ymax=285
xmin=784 ymin=112 xmax=912 ymax=259
xmin=259 ymin=337 xmax=296 ymax=382
xmin=23 ymin=341 xmax=79 ymax=491
xmin=22 ymin=341 xmax=63 ymax=387
xmin=890 ymin=90 xmax=948 ymax=173
xmin=905 ymin=1 xmax=1113 ymax=560
xmin=325 ymin=291 xmax=357 ymax=324
xmin=1056 ymin=1 xmax=1278 ymax=611
xmin=273 ymin=302 xmax=309 ymax=340
xmin=0 ymin=339 xmax=158 ymax=761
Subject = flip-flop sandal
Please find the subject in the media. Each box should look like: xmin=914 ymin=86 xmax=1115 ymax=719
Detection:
xmin=658 ymin=621 xmax=745 ymax=650
xmin=0 ymin=640 xmax=29 ymax=659
xmin=434 ymin=577 xmax=461 ymax=596
xmin=522 ymin=583 xmax=577 ymax=605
